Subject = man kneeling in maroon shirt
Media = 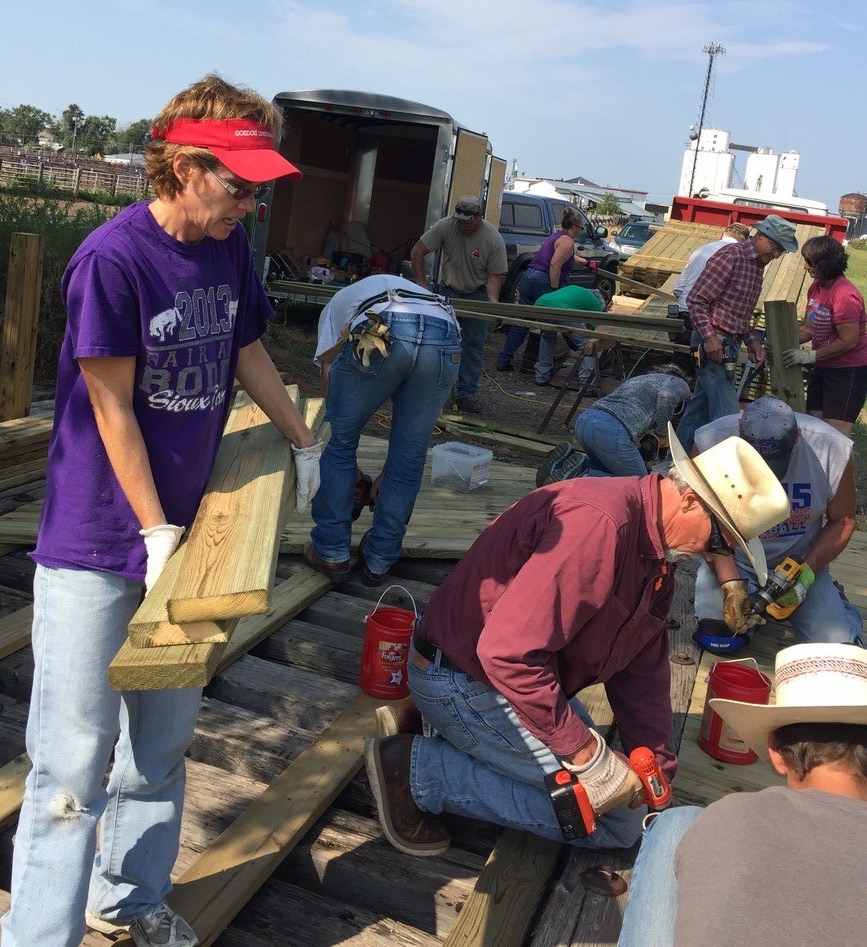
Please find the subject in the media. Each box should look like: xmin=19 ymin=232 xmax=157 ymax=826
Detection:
xmin=365 ymin=425 xmax=791 ymax=855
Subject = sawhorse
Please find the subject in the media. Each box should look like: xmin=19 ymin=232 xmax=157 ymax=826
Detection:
xmin=537 ymin=339 xmax=623 ymax=434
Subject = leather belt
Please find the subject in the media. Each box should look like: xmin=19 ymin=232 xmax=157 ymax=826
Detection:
xmin=412 ymin=629 xmax=462 ymax=672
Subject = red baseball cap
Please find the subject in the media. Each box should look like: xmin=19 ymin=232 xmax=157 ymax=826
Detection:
xmin=153 ymin=117 xmax=302 ymax=183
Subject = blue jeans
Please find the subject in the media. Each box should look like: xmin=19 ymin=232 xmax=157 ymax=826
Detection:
xmin=496 ymin=269 xmax=550 ymax=369
xmin=617 ymin=806 xmax=702 ymax=946
xmin=311 ymin=312 xmax=461 ymax=573
xmin=407 ymin=643 xmax=646 ymax=848
xmin=694 ymin=559 xmax=864 ymax=645
xmin=575 ymin=408 xmax=646 ymax=477
xmin=442 ymin=285 xmax=488 ymax=399
xmin=672 ymin=333 xmax=740 ymax=455
xmin=1 ymin=565 xmax=202 ymax=946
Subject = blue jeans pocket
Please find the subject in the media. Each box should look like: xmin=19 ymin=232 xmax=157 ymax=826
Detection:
xmin=338 ymin=338 xmax=387 ymax=376
xmin=438 ymin=346 xmax=462 ymax=389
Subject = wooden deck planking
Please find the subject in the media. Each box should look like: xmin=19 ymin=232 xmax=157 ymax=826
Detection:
xmin=280 ymin=434 xmax=536 ymax=558
xmin=0 ymin=430 xmax=863 ymax=947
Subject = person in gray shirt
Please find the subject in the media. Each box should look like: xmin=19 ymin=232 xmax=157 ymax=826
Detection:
xmin=618 ymin=641 xmax=867 ymax=947
xmin=574 ymin=366 xmax=692 ymax=477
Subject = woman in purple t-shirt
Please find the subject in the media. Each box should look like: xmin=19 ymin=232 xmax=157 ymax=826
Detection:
xmin=497 ymin=207 xmax=594 ymax=371
xmin=1 ymin=77 xmax=322 ymax=947
xmin=782 ymin=235 xmax=867 ymax=437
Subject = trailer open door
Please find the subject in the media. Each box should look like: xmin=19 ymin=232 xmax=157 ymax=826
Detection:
xmin=448 ymin=128 xmax=489 ymax=213
xmin=484 ymin=156 xmax=507 ymax=229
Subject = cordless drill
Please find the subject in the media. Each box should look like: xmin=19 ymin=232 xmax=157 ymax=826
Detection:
xmin=691 ymin=338 xmax=738 ymax=382
xmin=545 ymin=747 xmax=672 ymax=841
xmin=751 ymin=557 xmax=807 ymax=621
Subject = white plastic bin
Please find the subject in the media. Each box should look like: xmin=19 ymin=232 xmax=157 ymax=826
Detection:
xmin=431 ymin=442 xmax=493 ymax=493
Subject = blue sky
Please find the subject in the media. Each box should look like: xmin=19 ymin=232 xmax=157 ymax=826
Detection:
xmin=3 ymin=0 xmax=864 ymax=210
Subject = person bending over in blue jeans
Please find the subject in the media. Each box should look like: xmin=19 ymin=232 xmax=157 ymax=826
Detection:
xmin=575 ymin=366 xmax=691 ymax=477
xmin=536 ymin=365 xmax=691 ymax=485
xmin=304 ymin=275 xmax=462 ymax=588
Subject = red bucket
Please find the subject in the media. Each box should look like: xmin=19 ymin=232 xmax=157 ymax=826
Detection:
xmin=358 ymin=585 xmax=417 ymax=700
xmin=698 ymin=658 xmax=772 ymax=764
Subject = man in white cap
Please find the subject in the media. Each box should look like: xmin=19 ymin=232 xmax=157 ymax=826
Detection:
xmin=364 ymin=426 xmax=789 ymax=857
xmin=410 ymin=196 xmax=507 ymax=413
xmin=618 ymin=642 xmax=867 ymax=946
xmin=693 ymin=395 xmax=863 ymax=645
xmin=672 ymin=214 xmax=799 ymax=455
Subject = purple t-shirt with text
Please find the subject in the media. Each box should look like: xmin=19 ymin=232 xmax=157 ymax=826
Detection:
xmin=33 ymin=201 xmax=270 ymax=580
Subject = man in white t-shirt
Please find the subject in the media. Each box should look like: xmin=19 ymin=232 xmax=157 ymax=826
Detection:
xmin=305 ymin=275 xmax=462 ymax=588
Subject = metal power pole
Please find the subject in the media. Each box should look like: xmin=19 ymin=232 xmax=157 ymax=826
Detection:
xmin=688 ymin=42 xmax=726 ymax=197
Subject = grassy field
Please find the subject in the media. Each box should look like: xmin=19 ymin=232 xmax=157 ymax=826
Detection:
xmin=845 ymin=244 xmax=867 ymax=297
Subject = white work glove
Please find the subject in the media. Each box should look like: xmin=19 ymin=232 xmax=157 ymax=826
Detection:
xmin=292 ymin=440 xmax=323 ymax=513
xmin=563 ymin=730 xmax=643 ymax=817
xmin=781 ymin=347 xmax=816 ymax=367
xmin=139 ymin=523 xmax=185 ymax=594
xmin=721 ymin=579 xmax=765 ymax=635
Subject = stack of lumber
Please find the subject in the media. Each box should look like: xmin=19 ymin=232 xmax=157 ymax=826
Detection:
xmin=622 ymin=218 xmax=829 ymax=308
xmin=109 ymin=386 xmax=327 ymax=691
xmin=0 ymin=501 xmax=42 ymax=557
xmin=621 ymin=222 xmax=719 ymax=289
xmin=0 ymin=415 xmax=52 ymax=495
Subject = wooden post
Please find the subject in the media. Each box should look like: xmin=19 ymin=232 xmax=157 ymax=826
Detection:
xmin=0 ymin=233 xmax=45 ymax=421
xmin=763 ymin=299 xmax=805 ymax=412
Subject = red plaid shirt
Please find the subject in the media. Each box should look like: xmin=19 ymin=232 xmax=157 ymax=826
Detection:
xmin=686 ymin=239 xmax=764 ymax=344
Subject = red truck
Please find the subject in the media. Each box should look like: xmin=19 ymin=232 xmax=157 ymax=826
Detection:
xmin=670 ymin=195 xmax=848 ymax=243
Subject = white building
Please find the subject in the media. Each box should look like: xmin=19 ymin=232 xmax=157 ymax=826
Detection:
xmin=675 ymin=128 xmax=828 ymax=215
xmin=678 ymin=127 xmax=803 ymax=200
xmin=677 ymin=128 xmax=735 ymax=199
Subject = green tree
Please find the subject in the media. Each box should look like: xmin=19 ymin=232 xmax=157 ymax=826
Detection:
xmin=78 ymin=115 xmax=117 ymax=157
xmin=54 ymin=104 xmax=86 ymax=150
xmin=108 ymin=118 xmax=152 ymax=156
xmin=596 ymin=192 xmax=623 ymax=216
xmin=0 ymin=104 xmax=52 ymax=146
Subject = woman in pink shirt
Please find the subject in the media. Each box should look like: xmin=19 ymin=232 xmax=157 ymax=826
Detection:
xmin=783 ymin=235 xmax=867 ymax=436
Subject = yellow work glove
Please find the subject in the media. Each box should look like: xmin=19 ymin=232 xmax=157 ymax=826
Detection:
xmin=352 ymin=313 xmax=391 ymax=367
xmin=721 ymin=579 xmax=765 ymax=635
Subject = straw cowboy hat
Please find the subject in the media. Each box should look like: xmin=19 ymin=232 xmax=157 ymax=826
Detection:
xmin=711 ymin=643 xmax=867 ymax=764
xmin=667 ymin=422 xmax=790 ymax=584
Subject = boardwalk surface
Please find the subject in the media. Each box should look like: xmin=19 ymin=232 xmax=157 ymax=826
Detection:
xmin=0 ymin=438 xmax=863 ymax=946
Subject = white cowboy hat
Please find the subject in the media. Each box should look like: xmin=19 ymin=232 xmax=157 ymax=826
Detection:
xmin=667 ymin=422 xmax=790 ymax=584
xmin=711 ymin=643 xmax=867 ymax=764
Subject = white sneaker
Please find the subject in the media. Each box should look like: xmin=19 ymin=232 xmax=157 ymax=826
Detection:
xmin=130 ymin=903 xmax=199 ymax=947
xmin=85 ymin=909 xmax=130 ymax=935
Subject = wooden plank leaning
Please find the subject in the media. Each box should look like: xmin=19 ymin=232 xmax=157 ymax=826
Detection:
xmin=0 ymin=233 xmax=45 ymax=423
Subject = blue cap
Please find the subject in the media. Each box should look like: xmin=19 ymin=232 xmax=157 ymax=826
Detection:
xmin=739 ymin=396 xmax=799 ymax=480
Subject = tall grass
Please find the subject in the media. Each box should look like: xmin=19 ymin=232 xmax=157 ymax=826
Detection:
xmin=0 ymin=195 xmax=115 ymax=382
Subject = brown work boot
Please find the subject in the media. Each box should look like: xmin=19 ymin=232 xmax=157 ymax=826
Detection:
xmin=375 ymin=697 xmax=424 ymax=738
xmin=302 ymin=541 xmax=353 ymax=583
xmin=364 ymin=736 xmax=450 ymax=857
